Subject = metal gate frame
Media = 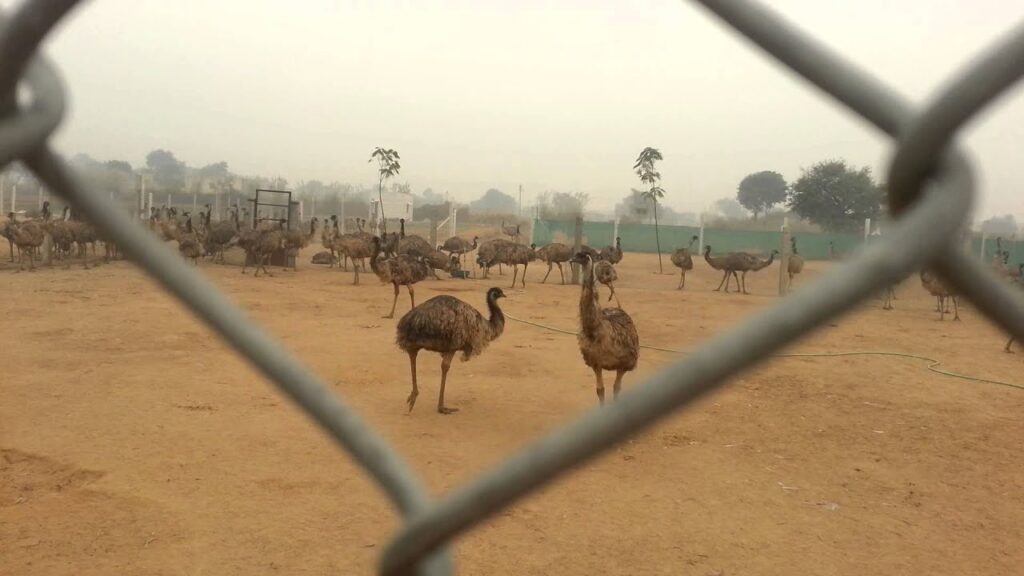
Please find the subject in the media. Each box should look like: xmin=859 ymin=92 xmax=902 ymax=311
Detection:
xmin=251 ymin=187 xmax=293 ymax=229
xmin=4 ymin=1 xmax=1024 ymax=575
xmin=246 ymin=188 xmax=294 ymax=267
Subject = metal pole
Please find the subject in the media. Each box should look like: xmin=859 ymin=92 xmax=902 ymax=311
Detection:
xmin=11 ymin=184 xmax=16 ymax=212
xmin=450 ymin=201 xmax=456 ymax=239
xmin=864 ymin=218 xmax=871 ymax=242
xmin=698 ymin=213 xmax=705 ymax=254
xmin=571 ymin=216 xmax=583 ymax=285
xmin=779 ymin=217 xmax=790 ymax=296
xmin=340 ymin=192 xmax=346 ymax=234
xmin=980 ymin=233 xmax=987 ymax=260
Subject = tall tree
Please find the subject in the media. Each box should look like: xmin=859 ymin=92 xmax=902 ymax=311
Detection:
xmin=469 ymin=188 xmax=517 ymax=214
xmin=788 ymin=160 xmax=884 ymax=232
xmin=369 ymin=147 xmax=401 ymax=233
xmin=634 ymin=147 xmax=666 ymax=272
xmin=104 ymin=160 xmax=133 ymax=174
xmin=715 ymin=197 xmax=748 ymax=219
xmin=198 ymin=161 xmax=229 ymax=179
xmin=737 ymin=170 xmax=787 ymax=220
xmin=537 ymin=190 xmax=590 ymax=219
xmin=145 ymin=149 xmax=186 ymax=192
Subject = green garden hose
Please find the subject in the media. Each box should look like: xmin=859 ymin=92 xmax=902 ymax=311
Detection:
xmin=505 ymin=313 xmax=1024 ymax=392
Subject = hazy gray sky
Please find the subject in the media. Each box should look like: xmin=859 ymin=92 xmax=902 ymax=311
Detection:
xmin=40 ymin=0 xmax=1024 ymax=219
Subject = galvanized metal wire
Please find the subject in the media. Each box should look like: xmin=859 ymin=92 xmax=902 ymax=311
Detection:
xmin=2 ymin=0 xmax=1024 ymax=574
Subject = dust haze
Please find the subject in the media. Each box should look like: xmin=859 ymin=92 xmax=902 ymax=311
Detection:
xmin=41 ymin=0 xmax=1024 ymax=221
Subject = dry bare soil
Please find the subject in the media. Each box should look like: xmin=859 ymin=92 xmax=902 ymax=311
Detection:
xmin=2 ymin=248 xmax=1022 ymax=575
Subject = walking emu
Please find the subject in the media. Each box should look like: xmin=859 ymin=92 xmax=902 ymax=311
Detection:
xmin=670 ymin=235 xmax=699 ymax=290
xmin=370 ymin=236 xmax=430 ymax=319
xmin=396 ymin=287 xmax=507 ymax=414
xmin=572 ymin=251 xmax=639 ymax=405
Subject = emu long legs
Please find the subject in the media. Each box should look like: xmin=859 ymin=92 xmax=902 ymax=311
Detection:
xmin=406 ymin=350 xmax=460 ymax=415
xmin=438 ymin=351 xmax=458 ymax=414
xmin=542 ymin=262 xmax=565 ymax=284
xmin=406 ymin=350 xmax=419 ymax=412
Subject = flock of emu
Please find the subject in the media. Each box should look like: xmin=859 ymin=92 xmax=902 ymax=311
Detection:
xmin=4 ymin=203 xmax=1022 ymax=412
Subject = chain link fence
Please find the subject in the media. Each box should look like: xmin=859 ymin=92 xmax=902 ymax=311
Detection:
xmin=4 ymin=1 xmax=1024 ymax=574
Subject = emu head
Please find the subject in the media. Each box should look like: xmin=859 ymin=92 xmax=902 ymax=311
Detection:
xmin=486 ymin=287 xmax=506 ymax=302
xmin=570 ymin=251 xmax=593 ymax=266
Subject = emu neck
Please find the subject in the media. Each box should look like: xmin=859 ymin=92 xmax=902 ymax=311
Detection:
xmin=369 ymin=240 xmax=383 ymax=274
xmin=579 ymin=261 xmax=603 ymax=333
xmin=703 ymin=249 xmax=715 ymax=268
xmin=486 ymin=296 xmax=505 ymax=340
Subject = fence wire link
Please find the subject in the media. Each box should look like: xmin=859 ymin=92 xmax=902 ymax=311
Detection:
xmin=3 ymin=0 xmax=1024 ymax=574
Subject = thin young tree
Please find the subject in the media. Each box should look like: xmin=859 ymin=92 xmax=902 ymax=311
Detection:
xmin=369 ymin=147 xmax=401 ymax=234
xmin=634 ymin=147 xmax=666 ymax=272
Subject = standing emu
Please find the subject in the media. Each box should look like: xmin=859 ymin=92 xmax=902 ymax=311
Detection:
xmin=572 ymin=251 xmax=639 ymax=405
xmin=599 ymin=236 xmax=623 ymax=264
xmin=396 ymin=287 xmax=507 ymax=414
xmin=920 ymin=270 xmax=959 ymax=320
xmin=670 ymin=235 xmax=699 ymax=290
xmin=787 ymin=236 xmax=805 ymax=290
xmin=501 ymin=220 xmax=521 ymax=242
xmin=370 ymin=236 xmax=430 ymax=319
xmin=537 ymin=242 xmax=572 ymax=284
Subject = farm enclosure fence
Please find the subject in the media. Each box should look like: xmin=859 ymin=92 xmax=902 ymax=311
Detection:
xmin=4 ymin=1 xmax=1024 ymax=575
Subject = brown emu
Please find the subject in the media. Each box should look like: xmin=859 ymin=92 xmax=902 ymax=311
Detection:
xmin=670 ymin=235 xmax=699 ymax=290
xmin=396 ymin=287 xmax=507 ymax=414
xmin=572 ymin=251 xmax=639 ymax=405
xmin=920 ymin=270 xmax=959 ymax=321
xmin=703 ymin=245 xmax=743 ymax=293
xmin=177 ymin=217 xmax=203 ymax=265
xmin=203 ymin=206 xmax=238 ymax=264
xmin=476 ymin=238 xmax=515 ymax=277
xmin=537 ymin=242 xmax=572 ymax=284
xmin=501 ymin=220 xmax=521 ymax=242
xmin=370 ymin=236 xmax=430 ymax=319
xmin=734 ymin=250 xmax=778 ymax=294
xmin=396 ymin=218 xmax=434 ymax=258
xmin=281 ymin=217 xmax=318 ymax=271
xmin=599 ymin=236 xmax=623 ymax=264
xmin=787 ymin=236 xmax=805 ymax=289
xmin=492 ymin=242 xmax=536 ymax=288
xmin=6 ymin=212 xmax=45 ymax=272
xmin=442 ymin=235 xmax=478 ymax=265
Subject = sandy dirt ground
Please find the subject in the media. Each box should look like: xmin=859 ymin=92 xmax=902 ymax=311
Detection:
xmin=2 ymin=245 xmax=1023 ymax=576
